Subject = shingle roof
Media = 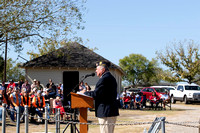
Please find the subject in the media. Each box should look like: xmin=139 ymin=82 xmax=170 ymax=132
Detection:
xmin=22 ymin=42 xmax=124 ymax=73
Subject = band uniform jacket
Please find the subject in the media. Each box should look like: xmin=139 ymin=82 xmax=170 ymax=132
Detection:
xmin=85 ymin=72 xmax=119 ymax=118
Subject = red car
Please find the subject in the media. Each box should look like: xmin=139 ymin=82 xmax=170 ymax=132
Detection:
xmin=140 ymin=87 xmax=166 ymax=100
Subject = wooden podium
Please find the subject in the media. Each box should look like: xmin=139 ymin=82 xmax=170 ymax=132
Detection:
xmin=71 ymin=92 xmax=94 ymax=133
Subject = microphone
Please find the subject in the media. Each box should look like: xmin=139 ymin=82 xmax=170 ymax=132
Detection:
xmin=84 ymin=73 xmax=95 ymax=78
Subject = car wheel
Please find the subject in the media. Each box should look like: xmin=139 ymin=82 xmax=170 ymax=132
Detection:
xmin=184 ymin=96 xmax=188 ymax=104
xmin=171 ymin=96 xmax=176 ymax=104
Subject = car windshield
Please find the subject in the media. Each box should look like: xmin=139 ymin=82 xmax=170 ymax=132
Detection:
xmin=185 ymin=86 xmax=200 ymax=90
xmin=154 ymin=88 xmax=166 ymax=93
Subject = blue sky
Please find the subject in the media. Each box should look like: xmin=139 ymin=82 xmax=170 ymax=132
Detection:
xmin=11 ymin=0 xmax=200 ymax=67
xmin=78 ymin=0 xmax=200 ymax=66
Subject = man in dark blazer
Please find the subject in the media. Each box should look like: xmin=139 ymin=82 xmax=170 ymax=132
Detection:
xmin=83 ymin=60 xmax=119 ymax=133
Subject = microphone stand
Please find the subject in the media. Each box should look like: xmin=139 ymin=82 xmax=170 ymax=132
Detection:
xmin=63 ymin=75 xmax=91 ymax=133
xmin=70 ymin=75 xmax=88 ymax=94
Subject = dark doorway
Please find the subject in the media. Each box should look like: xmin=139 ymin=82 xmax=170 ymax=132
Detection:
xmin=63 ymin=71 xmax=79 ymax=106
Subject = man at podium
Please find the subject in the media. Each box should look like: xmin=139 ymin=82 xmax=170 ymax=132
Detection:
xmin=82 ymin=60 xmax=119 ymax=133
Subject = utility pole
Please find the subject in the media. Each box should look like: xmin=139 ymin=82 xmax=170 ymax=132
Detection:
xmin=3 ymin=34 xmax=7 ymax=82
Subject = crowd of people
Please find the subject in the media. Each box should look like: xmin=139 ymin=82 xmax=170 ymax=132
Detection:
xmin=120 ymin=90 xmax=170 ymax=110
xmin=0 ymin=78 xmax=65 ymax=123
xmin=0 ymin=78 xmax=94 ymax=123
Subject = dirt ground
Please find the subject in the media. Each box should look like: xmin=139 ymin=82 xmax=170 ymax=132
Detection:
xmin=1 ymin=102 xmax=200 ymax=133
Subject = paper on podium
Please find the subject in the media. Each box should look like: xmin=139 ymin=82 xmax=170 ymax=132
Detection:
xmin=76 ymin=91 xmax=93 ymax=98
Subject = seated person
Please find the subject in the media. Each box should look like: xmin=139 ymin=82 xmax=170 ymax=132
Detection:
xmin=30 ymin=88 xmax=37 ymax=98
xmin=134 ymin=93 xmax=143 ymax=109
xmin=21 ymin=88 xmax=31 ymax=108
xmin=149 ymin=91 xmax=160 ymax=110
xmin=122 ymin=93 xmax=131 ymax=109
xmin=53 ymin=96 xmax=65 ymax=120
xmin=21 ymin=89 xmax=31 ymax=122
xmin=119 ymin=92 xmax=126 ymax=108
xmin=0 ymin=86 xmax=9 ymax=121
xmin=7 ymin=79 xmax=16 ymax=93
xmin=129 ymin=92 xmax=135 ymax=109
xmin=160 ymin=91 xmax=170 ymax=110
xmin=10 ymin=87 xmax=24 ymax=121
xmin=141 ymin=93 xmax=147 ymax=108
xmin=6 ymin=86 xmax=13 ymax=98
xmin=32 ymin=90 xmax=45 ymax=122
xmin=45 ymin=85 xmax=56 ymax=99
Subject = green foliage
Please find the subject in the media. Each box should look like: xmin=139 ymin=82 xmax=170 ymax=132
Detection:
xmin=5 ymin=58 xmax=25 ymax=82
xmin=119 ymin=54 xmax=162 ymax=87
xmin=156 ymin=40 xmax=200 ymax=84
xmin=0 ymin=57 xmax=24 ymax=82
xmin=0 ymin=0 xmax=86 ymax=52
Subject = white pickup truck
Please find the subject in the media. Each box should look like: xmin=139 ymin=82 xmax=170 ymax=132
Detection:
xmin=170 ymin=84 xmax=200 ymax=104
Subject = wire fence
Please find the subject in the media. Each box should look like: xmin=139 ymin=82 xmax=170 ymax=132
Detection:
xmin=1 ymin=103 xmax=200 ymax=133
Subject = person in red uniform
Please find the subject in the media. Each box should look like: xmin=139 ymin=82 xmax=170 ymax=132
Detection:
xmin=122 ymin=93 xmax=131 ymax=109
xmin=53 ymin=96 xmax=65 ymax=120
xmin=7 ymin=79 xmax=16 ymax=92
xmin=149 ymin=91 xmax=160 ymax=110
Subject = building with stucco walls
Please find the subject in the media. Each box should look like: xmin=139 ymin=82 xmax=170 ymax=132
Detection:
xmin=21 ymin=43 xmax=124 ymax=93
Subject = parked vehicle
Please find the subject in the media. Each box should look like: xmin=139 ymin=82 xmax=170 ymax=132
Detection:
xmin=127 ymin=88 xmax=141 ymax=94
xmin=140 ymin=87 xmax=166 ymax=100
xmin=151 ymin=86 xmax=175 ymax=93
xmin=170 ymin=84 xmax=200 ymax=104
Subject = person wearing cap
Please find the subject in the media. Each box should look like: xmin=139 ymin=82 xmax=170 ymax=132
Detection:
xmin=7 ymin=79 xmax=16 ymax=92
xmin=82 ymin=60 xmax=119 ymax=133
xmin=21 ymin=88 xmax=31 ymax=108
xmin=31 ymin=79 xmax=37 ymax=90
xmin=10 ymin=87 xmax=24 ymax=121
xmin=134 ymin=92 xmax=143 ymax=109
xmin=122 ymin=93 xmax=131 ymax=109
xmin=32 ymin=90 xmax=45 ymax=122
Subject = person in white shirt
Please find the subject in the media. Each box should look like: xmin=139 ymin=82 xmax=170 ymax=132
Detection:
xmin=160 ymin=91 xmax=170 ymax=110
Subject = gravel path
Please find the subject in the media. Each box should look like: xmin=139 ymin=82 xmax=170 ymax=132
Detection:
xmin=165 ymin=103 xmax=200 ymax=133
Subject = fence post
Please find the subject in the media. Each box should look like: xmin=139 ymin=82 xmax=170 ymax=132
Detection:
xmin=25 ymin=105 xmax=29 ymax=133
xmin=16 ymin=107 xmax=21 ymax=133
xmin=58 ymin=108 xmax=60 ymax=133
xmin=45 ymin=107 xmax=48 ymax=133
xmin=2 ymin=103 xmax=6 ymax=133
xmin=161 ymin=117 xmax=166 ymax=133
xmin=55 ymin=108 xmax=58 ymax=133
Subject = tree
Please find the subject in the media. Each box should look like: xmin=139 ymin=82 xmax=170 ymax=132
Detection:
xmin=156 ymin=40 xmax=200 ymax=84
xmin=0 ymin=0 xmax=86 ymax=51
xmin=0 ymin=0 xmax=86 ymax=81
xmin=119 ymin=54 xmax=162 ymax=87
xmin=0 ymin=56 xmax=4 ymax=81
xmin=5 ymin=58 xmax=25 ymax=82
